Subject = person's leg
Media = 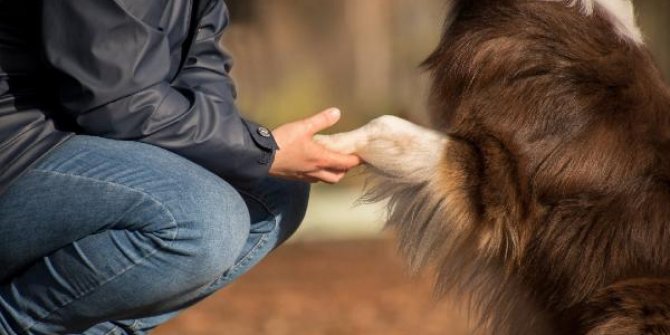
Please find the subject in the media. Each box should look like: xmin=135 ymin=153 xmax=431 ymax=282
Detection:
xmin=0 ymin=135 xmax=274 ymax=334
xmin=82 ymin=177 xmax=310 ymax=334
xmin=202 ymin=176 xmax=310 ymax=294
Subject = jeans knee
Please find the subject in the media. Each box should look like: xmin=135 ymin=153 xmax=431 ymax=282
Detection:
xmin=166 ymin=179 xmax=251 ymax=286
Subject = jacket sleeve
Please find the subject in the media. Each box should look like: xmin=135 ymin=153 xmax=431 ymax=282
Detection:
xmin=41 ymin=0 xmax=277 ymax=187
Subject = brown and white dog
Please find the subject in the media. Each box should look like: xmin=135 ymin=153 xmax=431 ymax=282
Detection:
xmin=316 ymin=0 xmax=670 ymax=334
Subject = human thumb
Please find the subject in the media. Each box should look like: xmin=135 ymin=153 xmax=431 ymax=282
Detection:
xmin=304 ymin=108 xmax=341 ymax=135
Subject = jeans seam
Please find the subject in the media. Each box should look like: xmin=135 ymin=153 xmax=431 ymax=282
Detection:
xmin=103 ymin=325 xmax=120 ymax=335
xmin=220 ymin=218 xmax=277 ymax=282
xmin=129 ymin=319 xmax=142 ymax=331
xmin=99 ymin=318 xmax=142 ymax=335
xmin=0 ymin=133 xmax=75 ymax=197
xmin=29 ymin=169 xmax=180 ymax=235
xmin=19 ymin=170 xmax=181 ymax=334
xmin=22 ymin=244 xmax=164 ymax=334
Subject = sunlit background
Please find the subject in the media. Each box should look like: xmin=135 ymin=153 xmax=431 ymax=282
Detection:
xmin=156 ymin=1 xmax=670 ymax=334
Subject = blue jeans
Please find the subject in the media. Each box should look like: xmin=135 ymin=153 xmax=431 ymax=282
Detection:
xmin=0 ymin=135 xmax=309 ymax=335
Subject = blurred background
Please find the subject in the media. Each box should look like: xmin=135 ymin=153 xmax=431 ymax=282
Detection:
xmin=156 ymin=1 xmax=670 ymax=334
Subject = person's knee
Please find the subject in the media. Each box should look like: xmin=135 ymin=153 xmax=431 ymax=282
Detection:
xmin=161 ymin=177 xmax=251 ymax=287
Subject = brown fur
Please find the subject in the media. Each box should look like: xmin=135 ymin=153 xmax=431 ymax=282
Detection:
xmin=369 ymin=0 xmax=670 ymax=333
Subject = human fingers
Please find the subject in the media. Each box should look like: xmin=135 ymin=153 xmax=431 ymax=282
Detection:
xmin=307 ymin=169 xmax=347 ymax=184
xmin=303 ymin=108 xmax=341 ymax=135
xmin=316 ymin=146 xmax=362 ymax=171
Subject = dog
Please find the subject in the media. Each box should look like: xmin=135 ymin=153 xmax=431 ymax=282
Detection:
xmin=316 ymin=0 xmax=670 ymax=334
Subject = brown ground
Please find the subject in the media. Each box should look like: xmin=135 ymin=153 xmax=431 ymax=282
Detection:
xmin=154 ymin=238 xmax=469 ymax=335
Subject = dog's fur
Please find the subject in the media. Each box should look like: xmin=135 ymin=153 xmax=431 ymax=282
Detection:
xmin=316 ymin=0 xmax=670 ymax=333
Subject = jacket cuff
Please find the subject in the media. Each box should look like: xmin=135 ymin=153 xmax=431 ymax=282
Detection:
xmin=242 ymin=119 xmax=278 ymax=167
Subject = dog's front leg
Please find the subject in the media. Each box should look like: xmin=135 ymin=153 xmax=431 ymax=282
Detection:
xmin=314 ymin=115 xmax=448 ymax=182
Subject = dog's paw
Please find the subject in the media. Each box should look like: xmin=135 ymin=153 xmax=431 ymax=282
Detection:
xmin=315 ymin=115 xmax=448 ymax=180
xmin=313 ymin=131 xmax=365 ymax=155
xmin=314 ymin=115 xmax=410 ymax=157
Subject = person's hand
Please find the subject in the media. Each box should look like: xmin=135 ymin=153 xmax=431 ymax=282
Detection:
xmin=269 ymin=108 xmax=362 ymax=184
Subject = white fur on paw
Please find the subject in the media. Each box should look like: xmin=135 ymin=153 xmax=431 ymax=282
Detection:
xmin=316 ymin=115 xmax=449 ymax=181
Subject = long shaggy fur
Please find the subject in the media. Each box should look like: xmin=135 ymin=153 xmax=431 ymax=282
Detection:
xmin=362 ymin=0 xmax=670 ymax=334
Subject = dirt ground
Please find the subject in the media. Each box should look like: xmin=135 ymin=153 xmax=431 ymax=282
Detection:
xmin=154 ymin=238 xmax=469 ymax=335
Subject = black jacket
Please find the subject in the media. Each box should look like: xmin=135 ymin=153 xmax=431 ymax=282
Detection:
xmin=0 ymin=0 xmax=277 ymax=197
